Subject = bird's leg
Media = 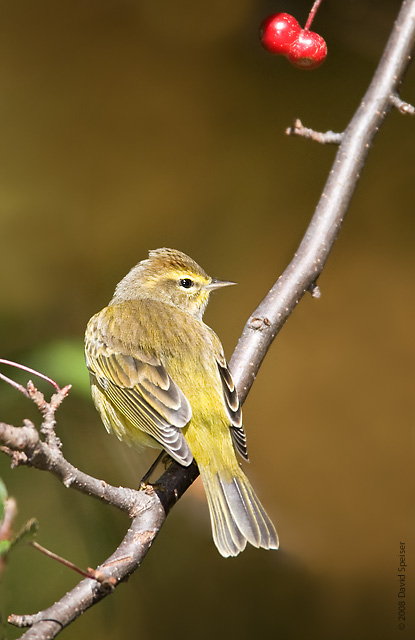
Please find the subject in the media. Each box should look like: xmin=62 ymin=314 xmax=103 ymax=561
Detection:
xmin=139 ymin=451 xmax=171 ymax=488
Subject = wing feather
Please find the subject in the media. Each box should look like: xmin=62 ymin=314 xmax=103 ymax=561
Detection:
xmin=85 ymin=330 xmax=193 ymax=466
xmin=216 ymin=357 xmax=249 ymax=461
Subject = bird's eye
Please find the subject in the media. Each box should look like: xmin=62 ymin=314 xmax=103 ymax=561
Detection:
xmin=179 ymin=278 xmax=193 ymax=289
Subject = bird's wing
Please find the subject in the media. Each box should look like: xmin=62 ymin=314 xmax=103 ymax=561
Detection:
xmin=85 ymin=333 xmax=193 ymax=466
xmin=216 ymin=354 xmax=249 ymax=461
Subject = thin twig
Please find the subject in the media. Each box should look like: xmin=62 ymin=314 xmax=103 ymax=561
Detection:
xmin=0 ymin=360 xmax=62 ymax=394
xmin=390 ymin=92 xmax=415 ymax=114
xmin=286 ymin=118 xmax=343 ymax=144
xmin=30 ymin=542 xmax=116 ymax=586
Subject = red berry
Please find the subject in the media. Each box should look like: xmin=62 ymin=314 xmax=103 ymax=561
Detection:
xmin=259 ymin=13 xmax=301 ymax=56
xmin=287 ymin=30 xmax=327 ymax=70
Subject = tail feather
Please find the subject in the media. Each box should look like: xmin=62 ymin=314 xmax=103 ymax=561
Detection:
xmin=242 ymin=477 xmax=280 ymax=550
xmin=201 ymin=466 xmax=279 ymax=558
xmin=208 ymin=481 xmax=247 ymax=557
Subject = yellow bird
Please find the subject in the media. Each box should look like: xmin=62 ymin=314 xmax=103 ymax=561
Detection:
xmin=85 ymin=248 xmax=278 ymax=557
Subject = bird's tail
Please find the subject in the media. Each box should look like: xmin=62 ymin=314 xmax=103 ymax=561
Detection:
xmin=199 ymin=465 xmax=279 ymax=557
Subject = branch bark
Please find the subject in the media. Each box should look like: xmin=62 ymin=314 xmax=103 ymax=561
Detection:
xmin=2 ymin=1 xmax=415 ymax=637
xmin=8 ymin=490 xmax=165 ymax=637
xmin=230 ymin=0 xmax=415 ymax=400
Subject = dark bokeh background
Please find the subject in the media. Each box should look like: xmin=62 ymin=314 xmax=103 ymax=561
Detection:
xmin=1 ymin=1 xmax=414 ymax=639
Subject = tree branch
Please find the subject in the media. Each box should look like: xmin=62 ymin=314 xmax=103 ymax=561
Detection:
xmin=2 ymin=1 xmax=415 ymax=637
xmin=0 ymin=417 xmax=139 ymax=515
xmin=230 ymin=0 xmax=415 ymax=401
xmin=8 ymin=489 xmax=165 ymax=637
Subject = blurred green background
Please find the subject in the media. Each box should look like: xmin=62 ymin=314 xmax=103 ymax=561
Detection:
xmin=0 ymin=1 xmax=414 ymax=638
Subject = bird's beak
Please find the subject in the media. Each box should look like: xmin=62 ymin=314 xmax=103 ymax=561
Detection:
xmin=206 ymin=279 xmax=237 ymax=291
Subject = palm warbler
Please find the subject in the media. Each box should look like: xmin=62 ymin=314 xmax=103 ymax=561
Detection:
xmin=85 ymin=248 xmax=278 ymax=557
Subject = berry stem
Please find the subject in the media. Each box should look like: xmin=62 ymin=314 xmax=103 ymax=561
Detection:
xmin=304 ymin=0 xmax=324 ymax=31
